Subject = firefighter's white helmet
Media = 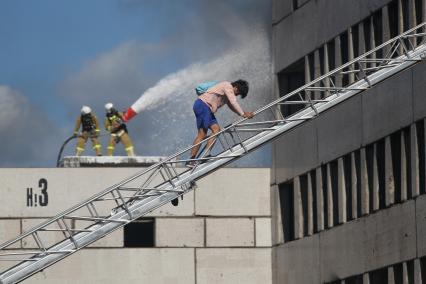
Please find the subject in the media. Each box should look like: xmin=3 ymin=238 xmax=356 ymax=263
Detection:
xmin=81 ymin=105 xmax=91 ymax=115
xmin=105 ymin=103 xmax=114 ymax=111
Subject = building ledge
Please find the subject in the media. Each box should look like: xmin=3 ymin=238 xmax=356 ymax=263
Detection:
xmin=59 ymin=156 xmax=169 ymax=168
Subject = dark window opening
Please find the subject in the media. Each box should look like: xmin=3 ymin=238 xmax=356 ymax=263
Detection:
xmin=321 ymin=165 xmax=329 ymax=227
xmin=388 ymin=0 xmax=399 ymax=38
xmin=390 ymin=131 xmax=402 ymax=203
xmin=393 ymin=263 xmax=403 ymax=284
xmin=369 ymin=267 xmax=388 ymax=283
xmin=330 ymin=160 xmax=339 ymax=225
xmin=373 ymin=10 xmax=384 ymax=58
xmin=277 ymin=58 xmax=305 ymax=117
xmin=279 ymin=181 xmax=294 ymax=242
xmin=421 ymin=257 xmax=426 ymax=281
xmin=345 ymin=274 xmax=364 ymax=284
xmin=402 ymin=0 xmax=410 ymax=31
xmin=376 ymin=139 xmax=387 ymax=209
xmin=343 ymin=154 xmax=353 ymax=220
xmin=366 ymin=144 xmax=375 ymax=212
xmin=340 ymin=31 xmax=349 ymax=86
xmin=407 ymin=260 xmax=415 ymax=284
xmin=124 ymin=217 xmax=155 ymax=247
xmin=310 ymin=170 xmax=318 ymax=233
xmin=363 ymin=18 xmax=372 ymax=52
xmin=327 ymin=40 xmax=336 ymax=71
xmin=404 ymin=128 xmax=412 ymax=199
xmin=300 ymin=174 xmax=309 ymax=236
xmin=417 ymin=120 xmax=425 ymax=194
xmin=355 ymin=150 xmax=362 ymax=216
xmin=352 ymin=25 xmax=360 ymax=58
xmin=292 ymin=0 xmax=298 ymax=10
xmin=415 ymin=0 xmax=423 ymax=45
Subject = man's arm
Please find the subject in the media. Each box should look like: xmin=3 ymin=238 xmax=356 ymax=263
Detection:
xmin=104 ymin=117 xmax=111 ymax=132
xmin=73 ymin=117 xmax=81 ymax=135
xmin=224 ymin=86 xmax=245 ymax=116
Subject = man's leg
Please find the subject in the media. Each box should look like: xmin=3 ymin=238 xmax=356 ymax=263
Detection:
xmin=91 ymin=137 xmax=102 ymax=156
xmin=204 ymin=123 xmax=220 ymax=155
xmin=76 ymin=133 xmax=88 ymax=156
xmin=107 ymin=136 xmax=116 ymax=156
xmin=190 ymin=128 xmax=207 ymax=158
xmin=121 ymin=133 xmax=135 ymax=156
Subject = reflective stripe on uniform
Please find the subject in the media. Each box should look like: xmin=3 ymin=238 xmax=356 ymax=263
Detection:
xmin=76 ymin=147 xmax=85 ymax=151
xmin=93 ymin=144 xmax=101 ymax=149
xmin=107 ymin=146 xmax=115 ymax=150
xmin=125 ymin=146 xmax=134 ymax=151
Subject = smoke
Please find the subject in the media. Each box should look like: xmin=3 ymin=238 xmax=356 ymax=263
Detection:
xmin=0 ymin=86 xmax=62 ymax=166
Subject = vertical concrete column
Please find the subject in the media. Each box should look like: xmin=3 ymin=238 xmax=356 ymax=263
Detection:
xmin=314 ymin=49 xmax=321 ymax=99
xmin=369 ymin=16 xmax=377 ymax=69
xmin=411 ymin=124 xmax=420 ymax=198
xmin=401 ymin=132 xmax=408 ymax=201
xmin=414 ymin=258 xmax=422 ymax=284
xmin=358 ymin=21 xmax=366 ymax=79
xmin=372 ymin=144 xmax=380 ymax=211
xmin=402 ymin=262 xmax=409 ymax=284
xmin=305 ymin=55 xmax=311 ymax=100
xmin=348 ymin=27 xmax=355 ymax=84
xmin=360 ymin=148 xmax=370 ymax=215
xmin=323 ymin=44 xmax=330 ymax=98
xmin=408 ymin=0 xmax=417 ymax=47
xmin=422 ymin=0 xmax=426 ymax=43
xmin=316 ymin=167 xmax=324 ymax=232
xmin=385 ymin=136 xmax=396 ymax=206
xmin=270 ymin=184 xmax=284 ymax=245
xmin=363 ymin=273 xmax=370 ymax=284
xmin=307 ymin=172 xmax=314 ymax=236
xmin=326 ymin=164 xmax=334 ymax=228
xmin=398 ymin=0 xmax=404 ymax=34
xmin=334 ymin=36 xmax=343 ymax=87
xmin=293 ymin=176 xmax=304 ymax=239
xmin=358 ymin=22 xmax=366 ymax=55
xmin=388 ymin=266 xmax=395 ymax=284
xmin=351 ymin=152 xmax=358 ymax=219
xmin=382 ymin=5 xmax=391 ymax=56
xmin=337 ymin=158 xmax=347 ymax=224
xmin=397 ymin=0 xmax=404 ymax=55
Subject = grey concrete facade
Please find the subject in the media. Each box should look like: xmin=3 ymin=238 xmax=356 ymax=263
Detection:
xmin=273 ymin=0 xmax=393 ymax=71
xmin=273 ymin=61 xmax=425 ymax=184
xmin=273 ymin=0 xmax=426 ymax=282
xmin=0 ymin=168 xmax=272 ymax=283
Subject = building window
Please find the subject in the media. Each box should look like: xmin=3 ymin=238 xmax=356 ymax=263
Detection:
xmin=124 ymin=217 xmax=155 ymax=247
xmin=277 ymin=58 xmax=305 ymax=117
xmin=279 ymin=181 xmax=294 ymax=242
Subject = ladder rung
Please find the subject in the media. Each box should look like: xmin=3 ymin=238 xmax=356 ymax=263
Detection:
xmin=65 ymin=216 xmax=128 ymax=223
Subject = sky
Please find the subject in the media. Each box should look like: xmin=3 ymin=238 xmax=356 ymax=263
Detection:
xmin=0 ymin=0 xmax=272 ymax=167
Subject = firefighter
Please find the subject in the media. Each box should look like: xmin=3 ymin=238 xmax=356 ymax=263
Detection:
xmin=73 ymin=106 xmax=102 ymax=156
xmin=104 ymin=103 xmax=135 ymax=156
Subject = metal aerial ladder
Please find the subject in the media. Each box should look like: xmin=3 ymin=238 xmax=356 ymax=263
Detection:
xmin=1 ymin=23 xmax=426 ymax=284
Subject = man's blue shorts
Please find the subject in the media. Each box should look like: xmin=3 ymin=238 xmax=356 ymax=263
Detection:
xmin=193 ymin=99 xmax=218 ymax=131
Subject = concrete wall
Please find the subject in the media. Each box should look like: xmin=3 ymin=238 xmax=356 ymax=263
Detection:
xmin=274 ymin=196 xmax=424 ymax=283
xmin=0 ymin=167 xmax=272 ymax=284
xmin=272 ymin=1 xmax=426 ymax=281
xmin=273 ymin=0 xmax=393 ymax=71
xmin=273 ymin=60 xmax=426 ymax=184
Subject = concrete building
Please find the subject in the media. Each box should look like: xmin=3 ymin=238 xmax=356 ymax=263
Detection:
xmin=0 ymin=167 xmax=272 ymax=283
xmin=2 ymin=0 xmax=426 ymax=283
xmin=272 ymin=0 xmax=426 ymax=282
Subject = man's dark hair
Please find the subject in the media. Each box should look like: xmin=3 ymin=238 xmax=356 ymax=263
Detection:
xmin=231 ymin=79 xmax=249 ymax=98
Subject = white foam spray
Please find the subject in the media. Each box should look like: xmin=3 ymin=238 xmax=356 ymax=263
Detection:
xmin=130 ymin=27 xmax=272 ymax=114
